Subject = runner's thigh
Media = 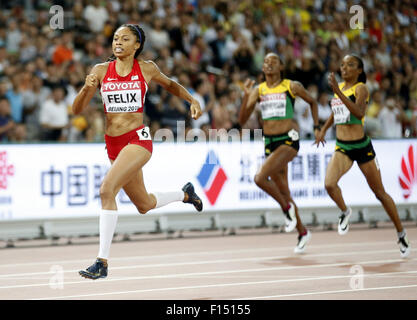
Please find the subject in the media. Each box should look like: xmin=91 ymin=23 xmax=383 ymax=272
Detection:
xmin=102 ymin=144 xmax=151 ymax=194
xmin=325 ymin=151 xmax=354 ymax=186
xmin=259 ymin=146 xmax=297 ymax=177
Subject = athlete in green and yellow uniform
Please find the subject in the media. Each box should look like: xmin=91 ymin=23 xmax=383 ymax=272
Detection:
xmin=258 ymin=79 xmax=300 ymax=155
xmin=239 ymin=53 xmax=320 ymax=253
xmin=316 ymin=54 xmax=410 ymax=258
xmin=330 ymin=80 xmax=374 ymax=163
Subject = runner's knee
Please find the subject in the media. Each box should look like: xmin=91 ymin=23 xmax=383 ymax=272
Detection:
xmin=254 ymin=173 xmax=267 ymax=188
xmin=136 ymin=196 xmax=155 ymax=214
xmin=373 ymin=189 xmax=386 ymax=202
xmin=99 ymin=182 xmax=117 ymax=201
xmin=137 ymin=206 xmax=149 ymax=214
xmin=325 ymin=181 xmax=337 ymax=194
xmin=137 ymin=204 xmax=152 ymax=214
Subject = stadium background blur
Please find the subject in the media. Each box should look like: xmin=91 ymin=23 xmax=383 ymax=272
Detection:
xmin=0 ymin=0 xmax=416 ymax=144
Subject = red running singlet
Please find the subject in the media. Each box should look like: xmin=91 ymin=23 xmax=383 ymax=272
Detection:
xmin=100 ymin=59 xmax=148 ymax=114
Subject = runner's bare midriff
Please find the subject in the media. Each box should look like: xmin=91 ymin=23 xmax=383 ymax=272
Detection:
xmin=105 ymin=112 xmax=143 ymax=136
xmin=263 ymin=118 xmax=299 ymax=136
xmin=336 ymin=123 xmax=364 ymax=141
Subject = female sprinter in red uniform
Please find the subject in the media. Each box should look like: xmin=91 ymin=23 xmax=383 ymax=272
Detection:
xmin=73 ymin=24 xmax=203 ymax=279
xmin=315 ymin=54 xmax=410 ymax=258
xmin=239 ymin=53 xmax=320 ymax=253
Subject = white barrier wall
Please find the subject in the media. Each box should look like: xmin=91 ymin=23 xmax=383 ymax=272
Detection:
xmin=1 ymin=139 xmax=417 ymax=220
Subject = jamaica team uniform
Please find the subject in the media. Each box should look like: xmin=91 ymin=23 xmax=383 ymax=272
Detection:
xmin=331 ymin=82 xmax=375 ymax=164
xmin=259 ymin=79 xmax=300 ymax=156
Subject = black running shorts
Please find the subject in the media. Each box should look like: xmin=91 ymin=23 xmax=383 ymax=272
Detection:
xmin=335 ymin=135 xmax=376 ymax=164
xmin=264 ymin=130 xmax=300 ymax=157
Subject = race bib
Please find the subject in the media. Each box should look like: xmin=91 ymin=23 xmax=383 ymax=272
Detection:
xmin=101 ymin=81 xmax=143 ymax=113
xmin=331 ymin=98 xmax=350 ymax=124
xmin=288 ymin=129 xmax=299 ymax=141
xmin=137 ymin=126 xmax=151 ymax=140
xmin=260 ymin=93 xmax=287 ymax=119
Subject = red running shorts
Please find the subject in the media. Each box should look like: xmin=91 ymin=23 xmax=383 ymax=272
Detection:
xmin=104 ymin=125 xmax=153 ymax=161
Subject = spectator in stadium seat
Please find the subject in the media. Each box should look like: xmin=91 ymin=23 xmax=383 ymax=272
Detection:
xmin=212 ymin=92 xmax=233 ymax=130
xmin=83 ymin=0 xmax=109 ymax=33
xmin=5 ymin=73 xmax=24 ymax=124
xmin=148 ymin=18 xmax=170 ymax=52
xmin=18 ymin=34 xmax=37 ymax=64
xmin=52 ymin=32 xmax=74 ymax=66
xmin=233 ymin=36 xmax=255 ymax=73
xmin=0 ymin=96 xmax=14 ymax=141
xmin=5 ymin=19 xmax=21 ymax=55
xmin=0 ymin=0 xmax=415 ymax=144
xmin=317 ymin=91 xmax=334 ymax=139
xmin=378 ymin=96 xmax=405 ymax=139
xmin=209 ymin=26 xmax=228 ymax=69
xmin=21 ymin=75 xmax=50 ymax=141
xmin=190 ymin=77 xmax=212 ymax=130
xmin=160 ymin=95 xmax=188 ymax=135
xmin=8 ymin=123 xmax=27 ymax=142
xmin=411 ymin=70 xmax=417 ymax=101
xmin=39 ymin=86 xmax=69 ymax=141
xmin=189 ymin=35 xmax=212 ymax=68
xmin=0 ymin=45 xmax=8 ymax=76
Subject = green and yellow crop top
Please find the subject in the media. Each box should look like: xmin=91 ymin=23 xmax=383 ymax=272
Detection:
xmin=258 ymin=79 xmax=295 ymax=121
xmin=331 ymin=82 xmax=369 ymax=125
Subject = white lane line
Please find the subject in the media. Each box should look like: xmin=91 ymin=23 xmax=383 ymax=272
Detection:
xmin=4 ymin=272 xmax=417 ymax=281
xmin=0 ymin=240 xmax=398 ymax=268
xmin=33 ymin=270 xmax=417 ymax=300
xmin=234 ymin=284 xmax=417 ymax=300
xmin=0 ymin=248 xmax=409 ymax=279
xmin=1 ymin=257 xmax=416 ymax=290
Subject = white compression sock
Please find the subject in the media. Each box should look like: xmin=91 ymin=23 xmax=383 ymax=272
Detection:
xmin=153 ymin=191 xmax=185 ymax=209
xmin=98 ymin=209 xmax=118 ymax=260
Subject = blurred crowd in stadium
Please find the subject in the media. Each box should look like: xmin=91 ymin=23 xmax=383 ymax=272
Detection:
xmin=0 ymin=0 xmax=416 ymax=143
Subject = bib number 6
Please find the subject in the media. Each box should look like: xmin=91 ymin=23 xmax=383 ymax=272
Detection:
xmin=137 ymin=127 xmax=151 ymax=140
xmin=288 ymin=129 xmax=299 ymax=141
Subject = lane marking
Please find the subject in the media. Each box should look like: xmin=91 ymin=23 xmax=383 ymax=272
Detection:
xmin=33 ymin=270 xmax=417 ymax=300
xmin=0 ymin=248 xmax=410 ymax=279
xmin=0 ymin=240 xmax=399 ymax=268
xmin=1 ymin=257 xmax=415 ymax=291
xmin=235 ymin=284 xmax=417 ymax=300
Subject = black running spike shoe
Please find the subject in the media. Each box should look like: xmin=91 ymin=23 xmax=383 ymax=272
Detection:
xmin=398 ymin=234 xmax=411 ymax=258
xmin=182 ymin=182 xmax=203 ymax=212
xmin=79 ymin=258 xmax=108 ymax=280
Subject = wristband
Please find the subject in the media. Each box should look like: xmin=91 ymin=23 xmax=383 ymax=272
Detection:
xmin=313 ymin=125 xmax=321 ymax=131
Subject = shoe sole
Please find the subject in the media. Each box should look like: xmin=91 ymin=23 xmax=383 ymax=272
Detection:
xmin=79 ymin=270 xmax=107 ymax=280
xmin=183 ymin=182 xmax=203 ymax=212
xmin=194 ymin=197 xmax=203 ymax=212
